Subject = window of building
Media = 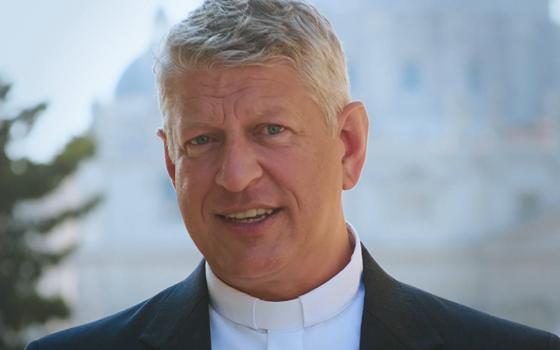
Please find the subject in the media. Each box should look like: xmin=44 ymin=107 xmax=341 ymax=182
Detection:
xmin=467 ymin=60 xmax=483 ymax=95
xmin=400 ymin=61 xmax=421 ymax=93
xmin=160 ymin=176 xmax=179 ymax=220
xmin=516 ymin=191 xmax=541 ymax=222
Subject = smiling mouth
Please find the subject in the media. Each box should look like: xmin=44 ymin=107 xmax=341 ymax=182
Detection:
xmin=219 ymin=208 xmax=280 ymax=224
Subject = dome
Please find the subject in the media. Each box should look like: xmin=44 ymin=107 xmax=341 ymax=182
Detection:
xmin=114 ymin=8 xmax=170 ymax=98
xmin=114 ymin=51 xmax=156 ymax=98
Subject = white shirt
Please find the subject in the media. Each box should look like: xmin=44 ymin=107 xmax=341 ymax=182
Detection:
xmin=206 ymin=225 xmax=364 ymax=350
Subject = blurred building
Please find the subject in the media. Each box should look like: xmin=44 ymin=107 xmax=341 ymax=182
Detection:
xmin=66 ymin=10 xmax=201 ymax=325
xmin=321 ymin=0 xmax=560 ymax=333
xmin=327 ymin=0 xmax=560 ymax=240
xmin=57 ymin=1 xmax=560 ymax=334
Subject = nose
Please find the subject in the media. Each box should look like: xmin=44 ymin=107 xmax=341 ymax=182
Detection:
xmin=215 ymin=137 xmax=263 ymax=192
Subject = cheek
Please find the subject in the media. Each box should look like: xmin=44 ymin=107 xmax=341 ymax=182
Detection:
xmin=175 ymin=160 xmax=214 ymax=218
xmin=260 ymin=147 xmax=305 ymax=182
xmin=299 ymin=143 xmax=343 ymax=201
xmin=261 ymin=144 xmax=334 ymax=201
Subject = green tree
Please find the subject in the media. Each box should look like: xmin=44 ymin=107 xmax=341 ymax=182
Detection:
xmin=0 ymin=80 xmax=101 ymax=350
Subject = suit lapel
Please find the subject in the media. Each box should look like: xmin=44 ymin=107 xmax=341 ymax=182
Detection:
xmin=360 ymin=245 xmax=443 ymax=350
xmin=139 ymin=261 xmax=211 ymax=350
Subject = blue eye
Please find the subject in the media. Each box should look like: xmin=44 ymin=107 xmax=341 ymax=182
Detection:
xmin=190 ymin=135 xmax=210 ymax=145
xmin=265 ymin=124 xmax=284 ymax=135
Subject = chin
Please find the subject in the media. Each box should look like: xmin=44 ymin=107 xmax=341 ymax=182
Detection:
xmin=215 ymin=253 xmax=287 ymax=282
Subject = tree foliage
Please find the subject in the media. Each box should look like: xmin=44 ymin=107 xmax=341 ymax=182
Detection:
xmin=0 ymin=80 xmax=101 ymax=350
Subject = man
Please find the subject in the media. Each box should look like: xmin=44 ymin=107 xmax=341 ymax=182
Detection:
xmin=28 ymin=0 xmax=560 ymax=349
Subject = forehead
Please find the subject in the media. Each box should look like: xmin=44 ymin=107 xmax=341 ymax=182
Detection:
xmin=170 ymin=63 xmax=312 ymax=112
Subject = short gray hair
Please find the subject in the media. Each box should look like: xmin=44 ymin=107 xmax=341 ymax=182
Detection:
xmin=155 ymin=0 xmax=350 ymax=159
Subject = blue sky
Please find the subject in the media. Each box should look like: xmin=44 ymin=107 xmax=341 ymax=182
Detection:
xmin=0 ymin=0 xmax=559 ymax=162
xmin=0 ymin=0 xmax=202 ymax=162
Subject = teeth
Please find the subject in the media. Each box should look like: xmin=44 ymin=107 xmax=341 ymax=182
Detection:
xmin=226 ymin=208 xmax=274 ymax=220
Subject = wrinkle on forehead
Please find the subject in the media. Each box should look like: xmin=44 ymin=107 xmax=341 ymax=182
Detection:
xmin=177 ymin=93 xmax=298 ymax=129
xmin=179 ymin=94 xmax=302 ymax=125
xmin=179 ymin=97 xmax=225 ymax=125
xmin=168 ymin=64 xmax=315 ymax=132
xmin=174 ymin=64 xmax=297 ymax=98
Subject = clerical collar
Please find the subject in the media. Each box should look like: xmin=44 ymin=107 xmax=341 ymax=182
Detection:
xmin=205 ymin=224 xmax=363 ymax=331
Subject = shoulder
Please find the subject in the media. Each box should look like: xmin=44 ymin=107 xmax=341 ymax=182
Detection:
xmin=359 ymin=245 xmax=559 ymax=349
xmin=25 ymin=286 xmax=170 ymax=350
xmin=25 ymin=301 xmax=149 ymax=350
xmin=25 ymin=275 xmax=199 ymax=350
xmin=399 ymin=281 xmax=560 ymax=349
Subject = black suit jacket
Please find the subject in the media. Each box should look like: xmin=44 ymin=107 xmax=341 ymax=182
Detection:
xmin=27 ymin=246 xmax=560 ymax=350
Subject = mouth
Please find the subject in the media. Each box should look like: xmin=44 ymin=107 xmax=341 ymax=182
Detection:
xmin=218 ymin=208 xmax=281 ymax=224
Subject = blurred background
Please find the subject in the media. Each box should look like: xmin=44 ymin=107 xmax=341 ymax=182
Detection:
xmin=1 ymin=0 xmax=559 ymax=347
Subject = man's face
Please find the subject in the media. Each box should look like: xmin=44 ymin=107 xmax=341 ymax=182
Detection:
xmin=163 ymin=63 xmax=352 ymax=294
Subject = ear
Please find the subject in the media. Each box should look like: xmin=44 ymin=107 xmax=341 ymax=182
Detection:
xmin=157 ymin=128 xmax=176 ymax=188
xmin=337 ymin=101 xmax=369 ymax=190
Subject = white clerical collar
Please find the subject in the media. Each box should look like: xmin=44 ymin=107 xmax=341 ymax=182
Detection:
xmin=205 ymin=224 xmax=363 ymax=331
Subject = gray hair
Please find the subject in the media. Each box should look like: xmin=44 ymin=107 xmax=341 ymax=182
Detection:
xmin=155 ymin=0 xmax=350 ymax=159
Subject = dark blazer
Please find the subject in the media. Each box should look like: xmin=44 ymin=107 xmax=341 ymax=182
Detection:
xmin=27 ymin=246 xmax=560 ymax=350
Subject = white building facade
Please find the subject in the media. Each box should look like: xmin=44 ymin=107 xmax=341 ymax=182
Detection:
xmin=63 ymin=1 xmax=560 ymax=334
